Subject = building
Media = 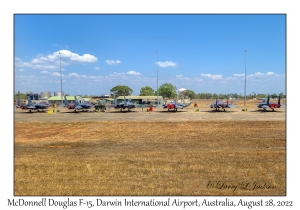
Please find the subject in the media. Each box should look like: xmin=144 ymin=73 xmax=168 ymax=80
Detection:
xmin=116 ymin=96 xmax=164 ymax=106
xmin=47 ymin=96 xmax=91 ymax=106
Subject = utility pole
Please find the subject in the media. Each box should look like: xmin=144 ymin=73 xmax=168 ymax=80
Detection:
xmin=59 ymin=51 xmax=63 ymax=106
xmin=244 ymin=50 xmax=247 ymax=110
xmin=156 ymin=51 xmax=159 ymax=107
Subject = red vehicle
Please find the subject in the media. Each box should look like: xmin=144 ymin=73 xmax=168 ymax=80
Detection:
xmin=66 ymin=104 xmax=75 ymax=109
xmin=19 ymin=104 xmax=28 ymax=109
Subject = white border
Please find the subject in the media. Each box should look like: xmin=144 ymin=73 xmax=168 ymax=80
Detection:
xmin=2 ymin=0 xmax=298 ymax=209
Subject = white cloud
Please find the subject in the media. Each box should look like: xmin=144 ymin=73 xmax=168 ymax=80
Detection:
xmin=14 ymin=50 xmax=98 ymax=71
xmin=156 ymin=61 xmax=178 ymax=68
xmin=234 ymin=74 xmax=244 ymax=77
xmin=52 ymin=72 xmax=63 ymax=77
xmin=176 ymin=74 xmax=183 ymax=78
xmin=19 ymin=69 xmax=25 ymax=72
xmin=248 ymin=72 xmax=277 ymax=77
xmin=55 ymin=50 xmax=98 ymax=63
xmin=266 ymin=72 xmax=274 ymax=75
xmin=201 ymin=74 xmax=222 ymax=80
xmin=40 ymin=71 xmax=49 ymax=74
xmin=127 ymin=71 xmax=141 ymax=76
xmin=253 ymin=72 xmax=264 ymax=76
xmin=69 ymin=73 xmax=80 ymax=77
xmin=94 ymin=66 xmax=100 ymax=70
xmin=106 ymin=60 xmax=121 ymax=65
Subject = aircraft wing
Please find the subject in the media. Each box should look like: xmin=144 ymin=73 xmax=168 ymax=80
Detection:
xmin=157 ymin=105 xmax=165 ymax=108
xmin=75 ymin=105 xmax=83 ymax=109
xmin=176 ymin=105 xmax=184 ymax=109
xmin=228 ymin=105 xmax=236 ymax=108
xmin=261 ymin=105 xmax=269 ymax=109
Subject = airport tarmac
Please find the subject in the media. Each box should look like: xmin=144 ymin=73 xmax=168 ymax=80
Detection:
xmin=14 ymin=106 xmax=286 ymax=122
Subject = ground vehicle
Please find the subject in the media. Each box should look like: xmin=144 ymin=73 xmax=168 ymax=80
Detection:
xmin=94 ymin=100 xmax=107 ymax=112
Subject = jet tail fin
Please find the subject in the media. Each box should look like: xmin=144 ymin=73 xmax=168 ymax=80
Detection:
xmin=267 ymin=95 xmax=270 ymax=105
xmin=74 ymin=96 xmax=80 ymax=106
xmin=124 ymin=95 xmax=127 ymax=106
xmin=64 ymin=95 xmax=68 ymax=106
xmin=278 ymin=95 xmax=281 ymax=107
xmin=114 ymin=95 xmax=117 ymax=105
xmin=17 ymin=96 xmax=21 ymax=107
xmin=27 ymin=96 xmax=33 ymax=106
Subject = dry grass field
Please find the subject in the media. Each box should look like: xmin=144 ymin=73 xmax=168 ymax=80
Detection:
xmin=14 ymin=120 xmax=286 ymax=196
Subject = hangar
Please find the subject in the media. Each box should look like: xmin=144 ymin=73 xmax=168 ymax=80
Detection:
xmin=116 ymin=96 xmax=164 ymax=106
xmin=47 ymin=96 xmax=91 ymax=106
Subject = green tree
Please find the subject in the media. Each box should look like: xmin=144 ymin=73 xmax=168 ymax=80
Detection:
xmin=158 ymin=83 xmax=177 ymax=99
xmin=14 ymin=92 xmax=27 ymax=100
xmin=110 ymin=85 xmax=133 ymax=98
xmin=139 ymin=86 xmax=155 ymax=96
xmin=181 ymin=89 xmax=197 ymax=100
xmin=271 ymin=93 xmax=278 ymax=99
xmin=279 ymin=92 xmax=286 ymax=98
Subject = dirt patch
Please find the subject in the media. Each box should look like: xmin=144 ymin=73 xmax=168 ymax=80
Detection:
xmin=14 ymin=120 xmax=286 ymax=196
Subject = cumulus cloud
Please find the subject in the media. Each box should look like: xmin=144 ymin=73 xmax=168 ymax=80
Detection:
xmin=266 ymin=72 xmax=274 ymax=75
xmin=94 ymin=66 xmax=100 ymax=70
xmin=127 ymin=71 xmax=141 ymax=76
xmin=247 ymin=72 xmax=276 ymax=77
xmin=52 ymin=72 xmax=63 ymax=77
xmin=40 ymin=71 xmax=49 ymax=74
xmin=69 ymin=73 xmax=80 ymax=77
xmin=106 ymin=60 xmax=121 ymax=65
xmin=156 ymin=61 xmax=178 ymax=68
xmin=176 ymin=75 xmax=183 ymax=78
xmin=14 ymin=50 xmax=98 ymax=71
xmin=57 ymin=50 xmax=97 ymax=63
xmin=201 ymin=74 xmax=222 ymax=80
xmin=234 ymin=74 xmax=244 ymax=77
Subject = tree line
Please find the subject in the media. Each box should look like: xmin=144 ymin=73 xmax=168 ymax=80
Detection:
xmin=109 ymin=83 xmax=286 ymax=100
xmin=14 ymin=83 xmax=286 ymax=100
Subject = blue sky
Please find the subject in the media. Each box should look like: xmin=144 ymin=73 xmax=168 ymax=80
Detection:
xmin=14 ymin=14 xmax=286 ymax=96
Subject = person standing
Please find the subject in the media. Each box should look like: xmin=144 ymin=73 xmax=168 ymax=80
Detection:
xmin=149 ymin=104 xmax=153 ymax=113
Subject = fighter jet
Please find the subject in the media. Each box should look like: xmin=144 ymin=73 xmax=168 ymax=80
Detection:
xmin=161 ymin=100 xmax=184 ymax=112
xmin=210 ymin=98 xmax=235 ymax=112
xmin=17 ymin=96 xmax=49 ymax=112
xmin=73 ymin=96 xmax=93 ymax=112
xmin=257 ymin=95 xmax=283 ymax=111
xmin=112 ymin=95 xmax=136 ymax=112
xmin=64 ymin=95 xmax=75 ymax=110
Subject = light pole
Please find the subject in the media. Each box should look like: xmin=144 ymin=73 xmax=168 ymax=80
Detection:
xmin=59 ymin=51 xmax=63 ymax=106
xmin=156 ymin=51 xmax=159 ymax=107
xmin=244 ymin=50 xmax=247 ymax=109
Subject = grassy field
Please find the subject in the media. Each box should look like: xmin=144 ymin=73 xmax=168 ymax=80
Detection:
xmin=14 ymin=120 xmax=286 ymax=196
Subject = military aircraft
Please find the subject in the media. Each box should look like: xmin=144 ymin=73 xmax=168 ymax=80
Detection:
xmin=112 ymin=95 xmax=136 ymax=112
xmin=257 ymin=95 xmax=283 ymax=111
xmin=17 ymin=96 xmax=27 ymax=109
xmin=73 ymin=96 xmax=93 ymax=112
xmin=210 ymin=98 xmax=235 ymax=112
xmin=64 ymin=95 xmax=75 ymax=110
xmin=161 ymin=100 xmax=184 ymax=112
xmin=17 ymin=96 xmax=49 ymax=112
